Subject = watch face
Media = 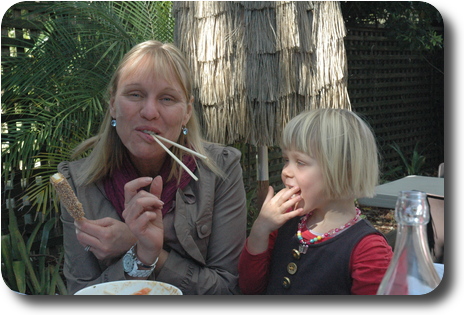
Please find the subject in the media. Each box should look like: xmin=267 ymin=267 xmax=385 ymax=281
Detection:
xmin=123 ymin=252 xmax=134 ymax=273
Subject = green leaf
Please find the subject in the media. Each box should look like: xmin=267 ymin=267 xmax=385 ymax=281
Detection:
xmin=26 ymin=221 xmax=44 ymax=253
xmin=1 ymin=234 xmax=17 ymax=292
xmin=10 ymin=227 xmax=41 ymax=294
xmin=12 ymin=261 xmax=27 ymax=294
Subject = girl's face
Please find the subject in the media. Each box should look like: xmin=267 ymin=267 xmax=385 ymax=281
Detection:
xmin=281 ymin=149 xmax=326 ymax=214
xmin=110 ymin=66 xmax=192 ymax=169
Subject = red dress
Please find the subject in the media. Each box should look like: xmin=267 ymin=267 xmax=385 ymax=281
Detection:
xmin=238 ymin=222 xmax=393 ymax=295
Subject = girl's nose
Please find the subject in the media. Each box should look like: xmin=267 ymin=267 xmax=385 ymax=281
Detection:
xmin=281 ymin=163 xmax=293 ymax=179
xmin=140 ymin=98 xmax=160 ymax=120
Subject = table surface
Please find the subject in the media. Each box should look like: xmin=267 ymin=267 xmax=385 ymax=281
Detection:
xmin=358 ymin=175 xmax=444 ymax=208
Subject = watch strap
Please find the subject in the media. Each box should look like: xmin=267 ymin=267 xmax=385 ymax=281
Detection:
xmin=125 ymin=245 xmax=158 ymax=278
xmin=127 ymin=261 xmax=155 ymax=278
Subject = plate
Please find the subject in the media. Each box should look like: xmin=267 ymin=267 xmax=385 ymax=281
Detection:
xmin=74 ymin=280 xmax=182 ymax=295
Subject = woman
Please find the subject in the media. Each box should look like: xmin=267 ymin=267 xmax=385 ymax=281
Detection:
xmin=59 ymin=40 xmax=247 ymax=295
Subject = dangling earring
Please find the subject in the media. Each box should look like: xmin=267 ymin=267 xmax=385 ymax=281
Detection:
xmin=111 ymin=119 xmax=117 ymax=127
xmin=181 ymin=126 xmax=188 ymax=135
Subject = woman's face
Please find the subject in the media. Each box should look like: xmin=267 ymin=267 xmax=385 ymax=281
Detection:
xmin=110 ymin=64 xmax=192 ymax=170
xmin=281 ymin=149 xmax=326 ymax=214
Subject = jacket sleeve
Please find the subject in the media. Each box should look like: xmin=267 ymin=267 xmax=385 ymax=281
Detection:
xmin=59 ymin=161 xmax=127 ymax=295
xmin=156 ymin=146 xmax=248 ymax=294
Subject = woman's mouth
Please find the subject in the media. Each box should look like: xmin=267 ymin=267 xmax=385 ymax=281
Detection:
xmin=142 ymin=130 xmax=159 ymax=136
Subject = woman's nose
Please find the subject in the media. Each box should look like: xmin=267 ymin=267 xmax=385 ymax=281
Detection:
xmin=140 ymin=98 xmax=160 ymax=120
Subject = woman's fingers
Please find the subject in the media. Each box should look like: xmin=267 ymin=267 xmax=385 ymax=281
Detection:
xmin=149 ymin=175 xmax=163 ymax=198
xmin=74 ymin=218 xmax=136 ymax=259
xmin=122 ymin=194 xmax=163 ymax=223
xmin=122 ymin=176 xmax=164 ymax=222
xmin=123 ymin=177 xmax=154 ymax=204
xmin=126 ymin=210 xmax=159 ymax=233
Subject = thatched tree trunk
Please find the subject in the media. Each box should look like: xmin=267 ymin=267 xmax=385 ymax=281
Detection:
xmin=173 ymin=1 xmax=350 ymax=207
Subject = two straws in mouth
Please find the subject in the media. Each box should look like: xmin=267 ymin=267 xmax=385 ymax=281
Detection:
xmin=143 ymin=130 xmax=207 ymax=181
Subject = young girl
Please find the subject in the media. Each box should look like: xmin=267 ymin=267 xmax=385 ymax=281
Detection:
xmin=239 ymin=108 xmax=393 ymax=295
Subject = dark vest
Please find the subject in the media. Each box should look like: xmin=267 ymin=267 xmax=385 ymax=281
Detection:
xmin=266 ymin=218 xmax=380 ymax=295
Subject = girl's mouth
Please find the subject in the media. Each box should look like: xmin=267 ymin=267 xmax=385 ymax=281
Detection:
xmin=290 ymin=190 xmax=301 ymax=211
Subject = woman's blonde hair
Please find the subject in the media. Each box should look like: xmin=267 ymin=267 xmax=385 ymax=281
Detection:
xmin=72 ymin=40 xmax=221 ymax=185
xmin=281 ymin=108 xmax=379 ymax=199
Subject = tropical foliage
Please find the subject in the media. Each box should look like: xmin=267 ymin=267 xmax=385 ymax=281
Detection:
xmin=340 ymin=1 xmax=443 ymax=52
xmin=1 ymin=1 xmax=174 ymax=294
xmin=2 ymin=207 xmax=67 ymax=295
xmin=390 ymin=142 xmax=427 ymax=176
xmin=2 ymin=1 xmax=175 ymax=217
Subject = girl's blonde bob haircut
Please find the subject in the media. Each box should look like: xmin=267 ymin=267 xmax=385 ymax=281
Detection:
xmin=72 ymin=40 xmax=221 ymax=185
xmin=281 ymin=108 xmax=379 ymax=199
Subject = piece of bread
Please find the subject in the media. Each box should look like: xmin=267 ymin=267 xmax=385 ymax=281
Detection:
xmin=50 ymin=173 xmax=85 ymax=220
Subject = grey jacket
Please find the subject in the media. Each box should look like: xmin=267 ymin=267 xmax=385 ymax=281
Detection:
xmin=60 ymin=143 xmax=247 ymax=295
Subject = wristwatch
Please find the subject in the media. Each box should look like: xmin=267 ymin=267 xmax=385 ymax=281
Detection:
xmin=123 ymin=245 xmax=158 ymax=278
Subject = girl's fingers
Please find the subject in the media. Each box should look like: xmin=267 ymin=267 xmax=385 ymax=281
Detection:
xmin=283 ymin=206 xmax=305 ymax=220
xmin=269 ymin=186 xmax=301 ymax=211
xmin=280 ymin=186 xmax=301 ymax=200
xmin=281 ymin=194 xmax=302 ymax=211
xmin=263 ymin=186 xmax=275 ymax=204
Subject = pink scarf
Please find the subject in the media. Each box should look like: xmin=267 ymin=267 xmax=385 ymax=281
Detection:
xmin=103 ymin=155 xmax=197 ymax=221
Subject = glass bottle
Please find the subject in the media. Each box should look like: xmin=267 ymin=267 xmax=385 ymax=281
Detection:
xmin=377 ymin=190 xmax=441 ymax=295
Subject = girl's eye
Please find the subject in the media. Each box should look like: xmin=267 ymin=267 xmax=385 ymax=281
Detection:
xmin=297 ymin=160 xmax=306 ymax=166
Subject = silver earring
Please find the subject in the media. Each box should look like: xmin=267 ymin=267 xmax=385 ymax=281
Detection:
xmin=182 ymin=126 xmax=188 ymax=135
xmin=111 ymin=119 xmax=117 ymax=127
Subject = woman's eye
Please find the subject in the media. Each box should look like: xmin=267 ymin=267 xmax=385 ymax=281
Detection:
xmin=125 ymin=92 xmax=142 ymax=99
xmin=160 ymin=96 xmax=177 ymax=104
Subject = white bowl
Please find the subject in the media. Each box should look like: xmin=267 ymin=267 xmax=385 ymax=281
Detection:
xmin=74 ymin=280 xmax=182 ymax=295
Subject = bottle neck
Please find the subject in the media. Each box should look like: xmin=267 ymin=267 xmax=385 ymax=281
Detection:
xmin=393 ymin=224 xmax=434 ymax=264
xmin=391 ymin=223 xmax=440 ymax=294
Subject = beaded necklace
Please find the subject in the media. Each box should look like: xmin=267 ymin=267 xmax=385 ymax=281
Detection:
xmin=296 ymin=208 xmax=361 ymax=254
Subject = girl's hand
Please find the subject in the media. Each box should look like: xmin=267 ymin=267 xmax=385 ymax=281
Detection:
xmin=122 ymin=176 xmax=164 ymax=266
xmin=75 ymin=217 xmax=137 ymax=264
xmin=246 ymin=186 xmax=304 ymax=254
xmin=255 ymin=186 xmax=304 ymax=234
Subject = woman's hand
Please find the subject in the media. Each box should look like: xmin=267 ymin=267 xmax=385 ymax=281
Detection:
xmin=122 ymin=176 xmax=164 ymax=266
xmin=246 ymin=186 xmax=304 ymax=255
xmin=74 ymin=217 xmax=136 ymax=265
